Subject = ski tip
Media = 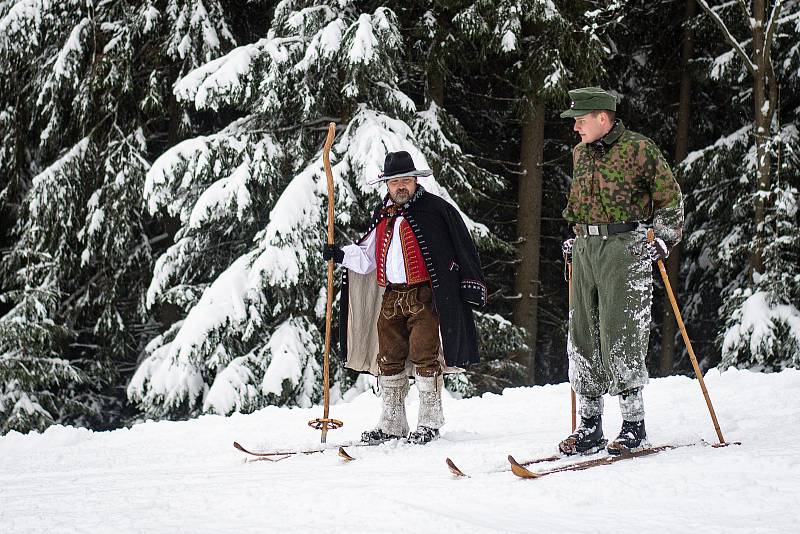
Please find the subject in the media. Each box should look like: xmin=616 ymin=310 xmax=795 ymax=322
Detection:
xmin=445 ymin=458 xmax=468 ymax=478
xmin=508 ymin=455 xmax=540 ymax=479
xmin=338 ymin=446 xmax=356 ymax=461
xmin=233 ymin=441 xmax=246 ymax=452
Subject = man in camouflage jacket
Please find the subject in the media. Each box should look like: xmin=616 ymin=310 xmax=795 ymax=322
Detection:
xmin=558 ymin=87 xmax=683 ymax=455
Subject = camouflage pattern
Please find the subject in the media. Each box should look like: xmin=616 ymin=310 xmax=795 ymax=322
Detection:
xmin=567 ymin=230 xmax=653 ymax=399
xmin=562 ymin=121 xmax=684 ymax=245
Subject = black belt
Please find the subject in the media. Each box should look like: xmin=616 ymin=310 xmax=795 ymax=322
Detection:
xmin=574 ymin=222 xmax=639 ymax=237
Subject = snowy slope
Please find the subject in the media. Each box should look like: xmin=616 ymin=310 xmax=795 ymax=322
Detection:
xmin=1 ymin=368 xmax=798 ymax=534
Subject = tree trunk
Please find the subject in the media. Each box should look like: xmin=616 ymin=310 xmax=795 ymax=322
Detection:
xmin=659 ymin=0 xmax=695 ymax=376
xmin=513 ymin=96 xmax=545 ymax=385
xmin=749 ymin=0 xmax=781 ymax=282
xmin=750 ymin=0 xmax=773 ymax=281
xmin=695 ymin=0 xmax=782 ymax=283
xmin=427 ymin=67 xmax=445 ymax=108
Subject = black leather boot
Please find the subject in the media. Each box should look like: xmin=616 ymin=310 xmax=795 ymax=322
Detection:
xmin=361 ymin=428 xmax=404 ymax=444
xmin=607 ymin=419 xmax=649 ymax=455
xmin=558 ymin=415 xmax=606 ymax=455
xmin=407 ymin=426 xmax=439 ymax=445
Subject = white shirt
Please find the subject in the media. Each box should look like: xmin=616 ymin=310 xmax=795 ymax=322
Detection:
xmin=341 ymin=215 xmax=408 ymax=283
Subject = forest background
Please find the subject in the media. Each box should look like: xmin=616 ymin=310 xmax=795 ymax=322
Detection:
xmin=0 ymin=0 xmax=798 ymax=435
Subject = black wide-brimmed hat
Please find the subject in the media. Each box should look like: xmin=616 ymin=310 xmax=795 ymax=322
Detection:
xmin=373 ymin=151 xmax=432 ymax=183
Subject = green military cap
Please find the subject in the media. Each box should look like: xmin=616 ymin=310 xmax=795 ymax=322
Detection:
xmin=560 ymin=87 xmax=617 ymax=118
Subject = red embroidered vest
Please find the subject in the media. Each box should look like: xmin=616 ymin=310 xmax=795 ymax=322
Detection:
xmin=375 ymin=216 xmax=430 ymax=287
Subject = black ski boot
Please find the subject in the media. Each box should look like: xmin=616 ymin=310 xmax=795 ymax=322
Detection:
xmin=407 ymin=426 xmax=439 ymax=445
xmin=558 ymin=415 xmax=606 ymax=455
xmin=607 ymin=420 xmax=649 ymax=455
xmin=361 ymin=428 xmax=404 ymax=444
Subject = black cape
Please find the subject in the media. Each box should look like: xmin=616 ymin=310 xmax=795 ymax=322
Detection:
xmin=339 ymin=187 xmax=486 ymax=375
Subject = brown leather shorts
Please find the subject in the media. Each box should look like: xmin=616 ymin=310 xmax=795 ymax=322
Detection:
xmin=377 ymin=283 xmax=441 ymax=377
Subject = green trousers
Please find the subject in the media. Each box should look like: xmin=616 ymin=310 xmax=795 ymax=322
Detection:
xmin=568 ymin=230 xmax=652 ymax=400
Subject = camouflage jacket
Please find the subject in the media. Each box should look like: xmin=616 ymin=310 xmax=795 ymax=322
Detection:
xmin=563 ymin=121 xmax=684 ymax=245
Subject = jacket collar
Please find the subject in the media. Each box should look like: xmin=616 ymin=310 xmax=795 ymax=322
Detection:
xmin=602 ymin=120 xmax=625 ymax=146
xmin=588 ymin=120 xmax=625 ymax=156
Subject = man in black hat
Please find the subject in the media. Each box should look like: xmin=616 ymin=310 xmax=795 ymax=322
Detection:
xmin=323 ymin=151 xmax=486 ymax=444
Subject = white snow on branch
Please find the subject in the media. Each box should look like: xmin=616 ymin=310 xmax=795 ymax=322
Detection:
xmin=413 ymin=103 xmax=494 ymax=237
xmin=142 ymin=4 xmax=161 ymax=34
xmin=711 ymin=49 xmax=736 ymax=80
xmin=159 ymin=255 xmax=250 ymax=365
xmin=250 ymin=163 xmax=319 ymax=288
xmin=166 ymin=0 xmax=235 ymax=63
xmin=696 ymin=0 xmax=757 ymax=74
xmin=29 ymin=137 xmax=90 ymax=220
xmin=174 ymin=36 xmax=295 ymax=109
xmin=188 ymin=158 xmax=252 ymax=228
xmin=144 ymin=135 xmax=215 ymax=216
xmin=261 ymin=317 xmax=320 ymax=408
xmin=146 ymin=237 xmax=194 ymax=308
xmin=347 ymin=13 xmax=378 ymax=64
xmin=682 ymin=125 xmax=750 ymax=169
xmin=500 ymin=29 xmax=516 ymax=52
xmin=0 ymin=0 xmax=51 ymax=38
xmin=53 ymin=17 xmax=89 ymax=81
xmin=144 ymin=131 xmax=261 ymax=223
xmin=722 ymin=291 xmax=800 ymax=364
xmin=542 ymin=0 xmax=561 ymax=20
xmin=544 ymin=58 xmax=567 ymax=89
xmin=127 ymin=321 xmax=207 ymax=415
xmin=285 ymin=4 xmax=336 ymax=31
xmin=777 ymin=7 xmax=800 ymax=26
xmin=203 ymin=352 xmax=258 ymax=414
xmin=192 ymin=0 xmax=220 ymax=53
xmin=374 ymin=81 xmax=416 ymax=114
xmin=295 ymin=18 xmax=345 ymax=72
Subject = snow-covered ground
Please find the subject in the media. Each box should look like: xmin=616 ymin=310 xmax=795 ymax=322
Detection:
xmin=1 ymin=368 xmax=798 ymax=533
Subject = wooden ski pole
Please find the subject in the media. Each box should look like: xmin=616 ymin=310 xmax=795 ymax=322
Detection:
xmin=647 ymin=229 xmax=729 ymax=446
xmin=566 ymin=258 xmax=576 ymax=432
xmin=308 ymin=122 xmax=343 ymax=443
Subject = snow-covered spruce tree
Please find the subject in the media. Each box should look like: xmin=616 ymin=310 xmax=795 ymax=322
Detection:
xmin=681 ymin=3 xmax=800 ymax=371
xmin=0 ymin=141 xmax=90 ymax=433
xmin=0 ymin=0 xmax=235 ymax=433
xmin=129 ymin=1 xmax=522 ymax=418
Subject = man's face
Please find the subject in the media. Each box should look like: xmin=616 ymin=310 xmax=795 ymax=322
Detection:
xmin=387 ymin=176 xmax=417 ymax=204
xmin=573 ymin=111 xmax=611 ymax=143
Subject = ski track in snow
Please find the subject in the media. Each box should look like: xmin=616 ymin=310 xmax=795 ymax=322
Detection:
xmin=1 ymin=368 xmax=798 ymax=533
